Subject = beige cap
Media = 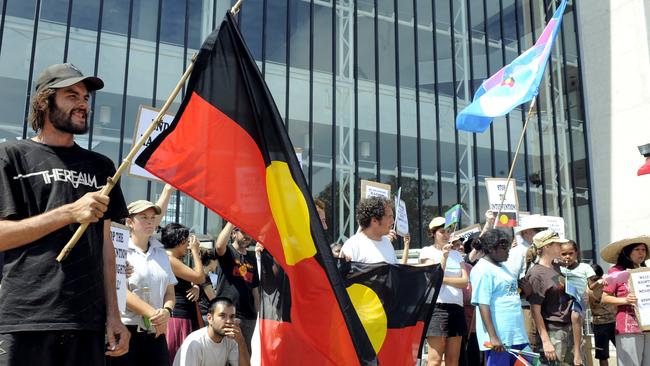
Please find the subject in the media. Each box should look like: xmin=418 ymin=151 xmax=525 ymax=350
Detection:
xmin=533 ymin=229 xmax=569 ymax=249
xmin=428 ymin=216 xmax=446 ymax=230
xmin=127 ymin=200 xmax=162 ymax=215
xmin=600 ymin=235 xmax=650 ymax=264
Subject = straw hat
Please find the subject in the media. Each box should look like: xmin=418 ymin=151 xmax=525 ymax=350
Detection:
xmin=600 ymin=235 xmax=650 ymax=264
xmin=428 ymin=216 xmax=445 ymax=230
xmin=515 ymin=215 xmax=548 ymax=234
xmin=532 ymin=229 xmax=569 ymax=249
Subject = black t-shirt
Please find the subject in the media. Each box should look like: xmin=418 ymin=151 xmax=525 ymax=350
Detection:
xmin=0 ymin=139 xmax=128 ymax=332
xmin=173 ymin=276 xmax=198 ymax=321
xmin=216 ymin=244 xmax=259 ymax=320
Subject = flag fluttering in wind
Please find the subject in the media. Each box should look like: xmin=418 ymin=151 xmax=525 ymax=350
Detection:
xmin=135 ymin=12 xmax=376 ymax=365
xmin=456 ymin=0 xmax=568 ymax=133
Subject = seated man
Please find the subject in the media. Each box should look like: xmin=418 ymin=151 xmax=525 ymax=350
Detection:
xmin=173 ymin=297 xmax=250 ymax=366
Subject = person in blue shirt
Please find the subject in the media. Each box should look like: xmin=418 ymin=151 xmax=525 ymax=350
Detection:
xmin=470 ymin=229 xmax=529 ymax=366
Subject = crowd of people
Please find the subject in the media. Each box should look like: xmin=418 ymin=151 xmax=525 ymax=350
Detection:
xmin=0 ymin=63 xmax=648 ymax=366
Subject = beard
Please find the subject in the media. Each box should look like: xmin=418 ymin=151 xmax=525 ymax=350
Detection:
xmin=50 ymin=103 xmax=89 ymax=134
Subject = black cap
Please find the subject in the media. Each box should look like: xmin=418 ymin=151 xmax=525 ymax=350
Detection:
xmin=35 ymin=63 xmax=104 ymax=93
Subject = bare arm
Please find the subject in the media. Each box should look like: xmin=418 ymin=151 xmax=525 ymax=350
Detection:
xmin=532 ymin=303 xmax=557 ymax=361
xmin=400 ymin=234 xmax=410 ymax=264
xmin=103 ymin=220 xmax=130 ymax=357
xmin=216 ymin=222 xmax=235 ymax=256
xmin=252 ymin=287 xmax=260 ymax=314
xmin=443 ymin=265 xmax=469 ymax=289
xmin=601 ymin=291 xmax=637 ymax=307
xmin=168 ymin=235 xmax=205 ymax=284
xmin=478 ymin=304 xmax=503 ymax=352
xmin=153 ymin=184 xmax=175 ymax=229
xmin=0 ymin=191 xmax=108 ymax=251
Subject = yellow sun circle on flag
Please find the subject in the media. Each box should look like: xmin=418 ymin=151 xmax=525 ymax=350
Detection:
xmin=346 ymin=284 xmax=388 ymax=353
xmin=499 ymin=214 xmax=509 ymax=224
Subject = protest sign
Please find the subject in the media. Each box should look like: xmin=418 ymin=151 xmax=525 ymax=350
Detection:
xmin=395 ymin=199 xmax=409 ymax=236
xmin=451 ymin=224 xmax=481 ymax=242
xmin=128 ymin=105 xmax=175 ymax=181
xmin=485 ymin=178 xmax=519 ymax=227
xmin=629 ymin=267 xmax=650 ymax=331
xmin=110 ymin=223 xmax=130 ymax=313
xmin=360 ymin=180 xmax=391 ymax=199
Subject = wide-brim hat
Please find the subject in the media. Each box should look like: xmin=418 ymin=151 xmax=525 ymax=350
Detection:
xmin=600 ymin=235 xmax=650 ymax=264
xmin=127 ymin=200 xmax=162 ymax=215
xmin=428 ymin=216 xmax=445 ymax=230
xmin=515 ymin=215 xmax=548 ymax=234
xmin=533 ymin=229 xmax=569 ymax=249
xmin=35 ymin=63 xmax=104 ymax=92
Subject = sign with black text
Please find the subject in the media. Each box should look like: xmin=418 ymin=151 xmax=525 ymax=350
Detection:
xmin=128 ymin=105 xmax=176 ymax=181
xmin=110 ymin=223 xmax=130 ymax=313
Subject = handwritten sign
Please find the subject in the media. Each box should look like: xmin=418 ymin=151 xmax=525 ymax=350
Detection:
xmin=360 ymin=180 xmax=391 ymax=199
xmin=630 ymin=267 xmax=650 ymax=331
xmin=485 ymin=178 xmax=519 ymax=212
xmin=395 ymin=199 xmax=409 ymax=236
xmin=111 ymin=223 xmax=130 ymax=313
xmin=128 ymin=105 xmax=176 ymax=181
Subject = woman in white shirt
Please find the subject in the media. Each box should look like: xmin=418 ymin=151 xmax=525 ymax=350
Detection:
xmin=419 ymin=216 xmax=469 ymax=366
xmin=108 ymin=185 xmax=177 ymax=366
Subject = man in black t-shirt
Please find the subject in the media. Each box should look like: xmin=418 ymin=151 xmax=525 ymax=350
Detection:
xmin=215 ymin=222 xmax=260 ymax=355
xmin=0 ymin=63 xmax=130 ymax=365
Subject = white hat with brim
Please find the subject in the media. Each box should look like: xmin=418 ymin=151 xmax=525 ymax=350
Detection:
xmin=515 ymin=215 xmax=548 ymax=234
xmin=600 ymin=235 xmax=650 ymax=264
xmin=428 ymin=216 xmax=445 ymax=230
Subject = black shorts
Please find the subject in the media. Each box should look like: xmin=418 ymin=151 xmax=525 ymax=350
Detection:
xmin=106 ymin=325 xmax=170 ymax=366
xmin=0 ymin=330 xmax=104 ymax=366
xmin=592 ymin=322 xmax=616 ymax=360
xmin=426 ymin=303 xmax=467 ymax=337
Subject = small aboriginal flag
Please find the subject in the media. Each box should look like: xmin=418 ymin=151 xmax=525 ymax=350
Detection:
xmin=496 ymin=211 xmax=518 ymax=227
xmin=135 ymin=12 xmax=375 ymax=365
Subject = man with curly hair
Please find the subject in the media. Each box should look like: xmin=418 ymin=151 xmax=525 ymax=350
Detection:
xmin=340 ymin=196 xmax=397 ymax=264
xmin=0 ymin=63 xmax=130 ymax=365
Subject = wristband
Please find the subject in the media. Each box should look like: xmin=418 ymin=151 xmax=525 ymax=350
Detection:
xmin=164 ymin=306 xmax=173 ymax=316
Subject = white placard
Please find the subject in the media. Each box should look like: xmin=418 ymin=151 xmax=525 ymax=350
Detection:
xmin=452 ymin=224 xmax=481 ymax=241
xmin=360 ymin=180 xmax=391 ymax=199
xmin=630 ymin=268 xmax=650 ymax=330
xmin=515 ymin=213 xmax=566 ymax=246
xmin=111 ymin=223 xmax=130 ymax=313
xmin=395 ymin=199 xmax=409 ymax=236
xmin=485 ymin=178 xmax=519 ymax=212
xmin=128 ymin=105 xmax=176 ymax=181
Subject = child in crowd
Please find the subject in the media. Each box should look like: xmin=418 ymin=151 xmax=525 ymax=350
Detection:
xmin=560 ymin=240 xmax=598 ymax=366
xmin=587 ymin=263 xmax=616 ymax=366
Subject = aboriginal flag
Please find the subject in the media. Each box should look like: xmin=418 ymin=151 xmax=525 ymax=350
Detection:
xmin=496 ymin=211 xmax=518 ymax=227
xmin=135 ymin=13 xmax=376 ymax=365
xmin=258 ymin=254 xmax=443 ymax=365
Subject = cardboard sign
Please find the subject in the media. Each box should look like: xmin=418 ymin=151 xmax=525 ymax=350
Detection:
xmin=360 ymin=180 xmax=391 ymax=199
xmin=395 ymin=199 xmax=409 ymax=236
xmin=629 ymin=267 xmax=650 ymax=331
xmin=485 ymin=178 xmax=519 ymax=212
xmin=129 ymin=105 xmax=176 ymax=181
xmin=110 ymin=223 xmax=130 ymax=313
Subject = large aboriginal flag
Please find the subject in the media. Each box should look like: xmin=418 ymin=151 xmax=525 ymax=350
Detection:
xmin=135 ymin=12 xmax=376 ymax=365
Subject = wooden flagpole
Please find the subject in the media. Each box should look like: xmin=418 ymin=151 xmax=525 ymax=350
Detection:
xmin=56 ymin=56 xmax=197 ymax=262
xmin=492 ymin=98 xmax=537 ymax=229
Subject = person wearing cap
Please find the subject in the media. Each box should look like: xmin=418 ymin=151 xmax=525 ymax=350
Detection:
xmin=109 ymin=185 xmax=177 ymax=366
xmin=505 ymin=215 xmax=547 ymax=350
xmin=215 ymin=222 xmax=260 ymax=355
xmin=524 ymin=230 xmax=576 ymax=365
xmin=0 ymin=63 xmax=130 ymax=364
xmin=420 ymin=216 xmax=468 ymax=366
xmin=600 ymin=236 xmax=650 ymax=366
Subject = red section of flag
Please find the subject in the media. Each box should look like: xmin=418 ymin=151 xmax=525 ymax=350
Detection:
xmin=638 ymin=160 xmax=650 ymax=176
xmin=376 ymin=323 xmax=426 ymax=365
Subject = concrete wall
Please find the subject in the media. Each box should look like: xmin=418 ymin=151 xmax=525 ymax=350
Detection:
xmin=578 ymin=0 xmax=650 ymax=259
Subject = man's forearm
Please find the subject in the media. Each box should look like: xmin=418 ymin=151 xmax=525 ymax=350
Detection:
xmin=0 ymin=206 xmax=74 ymax=251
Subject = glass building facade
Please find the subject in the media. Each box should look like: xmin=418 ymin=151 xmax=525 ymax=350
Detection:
xmin=0 ymin=0 xmax=594 ymax=257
